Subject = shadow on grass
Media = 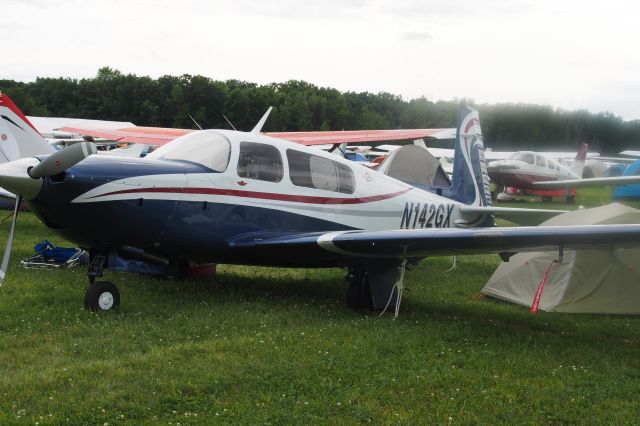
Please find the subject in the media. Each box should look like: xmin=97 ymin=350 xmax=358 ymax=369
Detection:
xmin=124 ymin=266 xmax=348 ymax=309
xmin=113 ymin=266 xmax=640 ymax=356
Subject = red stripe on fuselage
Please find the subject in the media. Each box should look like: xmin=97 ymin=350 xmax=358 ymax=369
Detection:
xmin=87 ymin=186 xmax=413 ymax=205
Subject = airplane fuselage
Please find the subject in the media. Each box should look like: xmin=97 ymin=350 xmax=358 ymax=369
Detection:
xmin=27 ymin=130 xmax=478 ymax=267
xmin=488 ymin=153 xmax=580 ymax=189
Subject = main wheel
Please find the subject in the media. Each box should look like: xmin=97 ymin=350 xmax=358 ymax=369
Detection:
xmin=84 ymin=281 xmax=120 ymax=311
xmin=346 ymin=269 xmax=372 ymax=310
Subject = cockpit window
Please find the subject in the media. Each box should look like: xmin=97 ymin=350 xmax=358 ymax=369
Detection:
xmin=145 ymin=131 xmax=231 ymax=172
xmin=513 ymin=152 xmax=535 ymax=165
xmin=237 ymin=142 xmax=283 ymax=182
xmin=535 ymin=155 xmax=547 ymax=168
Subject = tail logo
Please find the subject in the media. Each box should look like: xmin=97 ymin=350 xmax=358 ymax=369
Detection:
xmin=1 ymin=134 xmax=6 ymax=142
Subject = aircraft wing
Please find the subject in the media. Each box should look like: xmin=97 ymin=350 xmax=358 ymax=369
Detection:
xmin=619 ymin=150 xmax=640 ymax=158
xmin=59 ymin=126 xmax=192 ymax=146
xmin=532 ymin=175 xmax=640 ymax=189
xmin=58 ymin=126 xmax=456 ymax=147
xmin=459 ymin=206 xmax=567 ymax=226
xmin=594 ymin=156 xmax=637 ymax=164
xmin=227 ymin=224 xmax=640 ymax=262
xmin=266 ymin=128 xmax=456 ymax=146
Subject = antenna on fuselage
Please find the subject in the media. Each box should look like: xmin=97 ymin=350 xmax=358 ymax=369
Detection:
xmin=223 ymin=114 xmax=238 ymax=131
xmin=188 ymin=114 xmax=203 ymax=130
xmin=251 ymin=107 xmax=273 ymax=134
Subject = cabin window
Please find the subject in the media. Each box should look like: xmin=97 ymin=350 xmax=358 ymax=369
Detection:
xmin=513 ymin=152 xmax=535 ymax=165
xmin=535 ymin=155 xmax=547 ymax=167
xmin=237 ymin=142 xmax=283 ymax=182
xmin=145 ymin=130 xmax=231 ymax=172
xmin=287 ymin=149 xmax=355 ymax=194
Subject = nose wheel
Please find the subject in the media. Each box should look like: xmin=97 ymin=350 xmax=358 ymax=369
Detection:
xmin=84 ymin=281 xmax=120 ymax=311
xmin=84 ymin=251 xmax=119 ymax=311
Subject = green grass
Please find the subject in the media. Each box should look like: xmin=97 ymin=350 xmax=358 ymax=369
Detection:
xmin=1 ymin=191 xmax=640 ymax=424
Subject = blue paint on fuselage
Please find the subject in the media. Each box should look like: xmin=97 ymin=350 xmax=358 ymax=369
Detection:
xmin=27 ymin=156 xmax=353 ymax=265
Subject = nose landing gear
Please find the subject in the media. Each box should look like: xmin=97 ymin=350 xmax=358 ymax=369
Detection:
xmin=84 ymin=252 xmax=120 ymax=311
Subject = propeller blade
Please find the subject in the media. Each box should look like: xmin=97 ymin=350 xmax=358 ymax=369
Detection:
xmin=28 ymin=142 xmax=97 ymax=179
xmin=0 ymin=196 xmax=22 ymax=285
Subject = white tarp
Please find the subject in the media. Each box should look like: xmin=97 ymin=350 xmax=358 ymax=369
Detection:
xmin=481 ymin=203 xmax=640 ymax=314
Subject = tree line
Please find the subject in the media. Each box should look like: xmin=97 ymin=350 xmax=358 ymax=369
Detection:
xmin=2 ymin=67 xmax=639 ymax=154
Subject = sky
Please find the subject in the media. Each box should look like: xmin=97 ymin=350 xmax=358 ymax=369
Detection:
xmin=3 ymin=0 xmax=640 ymax=120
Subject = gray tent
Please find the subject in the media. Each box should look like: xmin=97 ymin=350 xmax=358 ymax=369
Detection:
xmin=482 ymin=203 xmax=640 ymax=314
xmin=376 ymin=145 xmax=451 ymax=187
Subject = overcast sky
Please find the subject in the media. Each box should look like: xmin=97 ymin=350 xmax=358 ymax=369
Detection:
xmin=3 ymin=0 xmax=640 ymax=120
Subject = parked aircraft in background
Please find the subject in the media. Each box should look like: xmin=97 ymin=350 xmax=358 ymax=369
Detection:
xmin=489 ymin=143 xmax=589 ymax=187
xmin=2 ymin=93 xmax=640 ymax=316
xmin=487 ymin=144 xmax=640 ymax=202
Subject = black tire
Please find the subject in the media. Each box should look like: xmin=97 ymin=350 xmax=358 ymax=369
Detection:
xmin=84 ymin=281 xmax=120 ymax=311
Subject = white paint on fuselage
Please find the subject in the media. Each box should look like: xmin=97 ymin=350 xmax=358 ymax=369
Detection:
xmin=488 ymin=151 xmax=581 ymax=186
xmin=73 ymin=130 xmax=476 ymax=232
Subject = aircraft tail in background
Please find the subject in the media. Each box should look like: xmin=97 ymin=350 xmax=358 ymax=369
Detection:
xmin=449 ymin=106 xmax=492 ymax=207
xmin=570 ymin=142 xmax=589 ymax=177
xmin=0 ymin=92 xmax=53 ymax=162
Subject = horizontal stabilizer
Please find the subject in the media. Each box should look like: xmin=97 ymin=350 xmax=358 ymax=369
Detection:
xmin=459 ymin=206 xmax=567 ymax=226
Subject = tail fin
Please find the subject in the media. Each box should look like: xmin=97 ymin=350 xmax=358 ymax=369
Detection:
xmin=449 ymin=106 xmax=492 ymax=206
xmin=0 ymin=93 xmax=53 ymax=162
xmin=570 ymin=142 xmax=589 ymax=177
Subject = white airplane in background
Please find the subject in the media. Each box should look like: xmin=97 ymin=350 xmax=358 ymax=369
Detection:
xmin=488 ymin=143 xmax=640 ymax=201
xmin=488 ymin=144 xmax=590 ymax=197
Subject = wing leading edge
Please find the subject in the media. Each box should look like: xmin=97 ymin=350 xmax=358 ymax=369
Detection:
xmin=58 ymin=126 xmax=455 ymax=147
xmin=532 ymin=175 xmax=640 ymax=189
xmin=226 ymin=224 xmax=640 ymax=265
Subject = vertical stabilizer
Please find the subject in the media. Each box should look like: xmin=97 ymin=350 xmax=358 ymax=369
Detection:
xmin=570 ymin=143 xmax=589 ymax=178
xmin=0 ymin=93 xmax=53 ymax=162
xmin=449 ymin=106 xmax=492 ymax=206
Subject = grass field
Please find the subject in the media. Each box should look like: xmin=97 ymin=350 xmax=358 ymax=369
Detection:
xmin=1 ymin=188 xmax=639 ymax=424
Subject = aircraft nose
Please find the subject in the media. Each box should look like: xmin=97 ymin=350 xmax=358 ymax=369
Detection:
xmin=0 ymin=157 xmax=43 ymax=199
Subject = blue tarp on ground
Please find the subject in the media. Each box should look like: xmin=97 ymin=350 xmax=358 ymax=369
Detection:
xmin=613 ymin=160 xmax=640 ymax=199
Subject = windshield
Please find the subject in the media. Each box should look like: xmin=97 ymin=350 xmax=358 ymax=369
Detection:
xmin=512 ymin=152 xmax=535 ymax=165
xmin=146 ymin=131 xmax=231 ymax=172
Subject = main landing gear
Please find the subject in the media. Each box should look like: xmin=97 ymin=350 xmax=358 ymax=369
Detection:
xmin=84 ymin=252 xmax=120 ymax=311
xmin=346 ymin=262 xmax=404 ymax=312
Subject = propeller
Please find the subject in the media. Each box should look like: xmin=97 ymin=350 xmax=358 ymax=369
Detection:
xmin=0 ymin=141 xmax=96 ymax=284
xmin=28 ymin=142 xmax=97 ymax=179
xmin=0 ymin=196 xmax=22 ymax=285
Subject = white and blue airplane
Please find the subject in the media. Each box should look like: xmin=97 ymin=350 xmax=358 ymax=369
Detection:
xmin=1 ymin=92 xmax=639 ymax=315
